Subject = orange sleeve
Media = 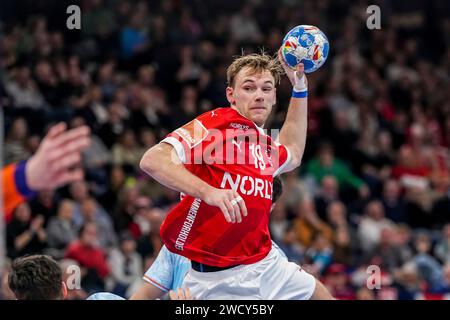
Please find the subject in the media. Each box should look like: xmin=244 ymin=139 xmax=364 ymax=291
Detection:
xmin=2 ymin=161 xmax=36 ymax=223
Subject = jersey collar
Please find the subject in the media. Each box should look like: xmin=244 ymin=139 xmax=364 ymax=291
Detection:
xmin=229 ymin=106 xmax=266 ymax=132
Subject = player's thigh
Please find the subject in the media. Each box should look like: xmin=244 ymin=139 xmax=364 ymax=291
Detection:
xmin=258 ymin=252 xmax=316 ymax=300
xmin=309 ymin=278 xmax=335 ymax=300
xmin=271 ymin=265 xmax=317 ymax=300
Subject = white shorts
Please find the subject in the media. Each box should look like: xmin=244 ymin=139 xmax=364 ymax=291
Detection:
xmin=184 ymin=245 xmax=316 ymax=300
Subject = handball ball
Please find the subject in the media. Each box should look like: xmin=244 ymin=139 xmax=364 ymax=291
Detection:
xmin=281 ymin=25 xmax=329 ymax=73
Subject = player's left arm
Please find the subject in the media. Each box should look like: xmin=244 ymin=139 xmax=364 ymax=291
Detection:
xmin=276 ymin=49 xmax=308 ymax=174
xmin=129 ymin=281 xmax=166 ymax=300
xmin=130 ymin=246 xmax=173 ymax=300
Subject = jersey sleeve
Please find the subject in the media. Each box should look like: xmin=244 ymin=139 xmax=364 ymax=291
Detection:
xmin=160 ymin=111 xmax=219 ymax=164
xmin=272 ymin=143 xmax=292 ymax=177
xmin=143 ymin=246 xmax=174 ymax=292
xmin=2 ymin=161 xmax=37 ymax=222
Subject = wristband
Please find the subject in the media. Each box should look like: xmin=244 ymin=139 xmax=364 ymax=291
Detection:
xmin=292 ymin=90 xmax=308 ymax=98
xmin=292 ymin=71 xmax=308 ymax=97
xmin=15 ymin=160 xmax=37 ymax=199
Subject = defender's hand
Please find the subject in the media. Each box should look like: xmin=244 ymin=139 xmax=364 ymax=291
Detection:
xmin=26 ymin=123 xmax=91 ymax=191
xmin=169 ymin=288 xmax=195 ymax=300
xmin=202 ymin=187 xmax=247 ymax=223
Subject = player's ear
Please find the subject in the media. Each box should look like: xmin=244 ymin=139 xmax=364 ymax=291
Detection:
xmin=61 ymin=282 xmax=68 ymax=300
xmin=226 ymin=86 xmax=235 ymax=105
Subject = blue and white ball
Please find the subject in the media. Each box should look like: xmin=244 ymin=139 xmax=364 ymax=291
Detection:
xmin=281 ymin=25 xmax=329 ymax=73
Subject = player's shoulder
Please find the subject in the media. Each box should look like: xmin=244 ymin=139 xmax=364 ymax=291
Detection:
xmin=196 ymin=107 xmax=252 ymax=128
xmin=192 ymin=107 xmax=230 ymax=129
xmin=196 ymin=107 xmax=232 ymax=121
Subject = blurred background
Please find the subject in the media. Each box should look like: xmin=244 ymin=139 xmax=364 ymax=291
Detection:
xmin=0 ymin=0 xmax=449 ymax=300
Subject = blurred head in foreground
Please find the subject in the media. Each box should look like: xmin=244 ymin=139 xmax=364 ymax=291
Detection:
xmin=8 ymin=255 xmax=66 ymax=300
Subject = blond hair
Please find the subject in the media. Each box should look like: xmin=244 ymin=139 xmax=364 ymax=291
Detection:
xmin=226 ymin=52 xmax=283 ymax=88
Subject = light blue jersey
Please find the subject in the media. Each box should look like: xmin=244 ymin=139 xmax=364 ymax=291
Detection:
xmin=143 ymin=242 xmax=286 ymax=291
xmin=143 ymin=245 xmax=191 ymax=291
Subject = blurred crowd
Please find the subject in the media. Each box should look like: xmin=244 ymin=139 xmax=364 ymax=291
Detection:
xmin=1 ymin=0 xmax=449 ymax=300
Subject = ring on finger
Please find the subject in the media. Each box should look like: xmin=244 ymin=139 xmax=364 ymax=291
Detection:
xmin=230 ymin=199 xmax=238 ymax=206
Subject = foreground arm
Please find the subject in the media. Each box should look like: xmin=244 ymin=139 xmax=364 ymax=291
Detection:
xmin=310 ymin=278 xmax=336 ymax=300
xmin=2 ymin=123 xmax=90 ymax=222
xmin=129 ymin=281 xmax=166 ymax=300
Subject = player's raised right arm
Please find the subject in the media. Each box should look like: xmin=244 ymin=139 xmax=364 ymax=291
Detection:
xmin=139 ymin=143 xmax=247 ymax=223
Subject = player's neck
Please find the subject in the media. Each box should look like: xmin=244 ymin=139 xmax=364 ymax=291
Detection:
xmin=230 ymin=105 xmax=265 ymax=129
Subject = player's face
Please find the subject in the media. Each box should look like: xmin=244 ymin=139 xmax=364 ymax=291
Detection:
xmin=227 ymin=67 xmax=276 ymax=127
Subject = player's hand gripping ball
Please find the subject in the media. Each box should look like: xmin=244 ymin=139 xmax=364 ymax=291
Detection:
xmin=281 ymin=25 xmax=329 ymax=73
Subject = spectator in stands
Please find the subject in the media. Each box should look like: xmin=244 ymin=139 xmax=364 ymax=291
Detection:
xmin=358 ymin=200 xmax=394 ymax=253
xmin=431 ymin=188 xmax=450 ymax=229
xmin=392 ymin=145 xmax=430 ymax=182
xmin=326 ymin=201 xmax=357 ymax=266
xmin=29 ymin=189 xmax=58 ymax=226
xmin=108 ymin=232 xmax=143 ymax=298
xmin=229 ymin=4 xmax=263 ymax=43
xmin=99 ymin=166 xmax=127 ymax=213
xmin=70 ymin=116 xmax=111 ymax=193
xmin=322 ymin=264 xmax=354 ymax=300
xmin=305 ymin=143 xmax=369 ymax=200
xmin=411 ymin=232 xmax=443 ymax=290
xmin=69 ymin=180 xmax=90 ymax=213
xmin=136 ymin=207 xmax=164 ymax=260
xmin=98 ymin=102 xmax=129 ymax=149
xmin=4 ymin=65 xmax=45 ymax=110
xmin=364 ymin=227 xmax=406 ymax=273
xmin=65 ymin=222 xmax=110 ymax=293
xmin=4 ymin=118 xmax=31 ymax=165
xmin=6 ymin=203 xmax=47 ymax=259
xmin=33 ymin=59 xmax=63 ymax=108
xmin=294 ymin=198 xmax=333 ymax=248
xmin=404 ymin=184 xmax=433 ymax=229
xmin=392 ymin=224 xmax=414 ymax=265
xmin=304 ymin=234 xmax=333 ymax=275
xmin=269 ymin=204 xmax=289 ymax=245
xmin=434 ymin=224 xmax=450 ymax=264
xmin=393 ymin=262 xmax=424 ymax=300
xmin=430 ymin=263 xmax=450 ymax=294
xmin=46 ymin=199 xmax=78 ymax=259
xmin=111 ymin=129 xmax=144 ymax=170
xmin=280 ymin=169 xmax=310 ymax=218
xmin=277 ymin=224 xmax=304 ymax=264
xmin=381 ymin=179 xmax=407 ymax=224
xmin=315 ymin=175 xmax=340 ymax=221
xmin=76 ymin=197 xmax=117 ymax=249
xmin=112 ymin=182 xmax=139 ymax=232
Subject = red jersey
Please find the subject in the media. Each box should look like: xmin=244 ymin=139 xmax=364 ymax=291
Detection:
xmin=159 ymin=107 xmax=291 ymax=267
xmin=65 ymin=241 xmax=110 ymax=278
